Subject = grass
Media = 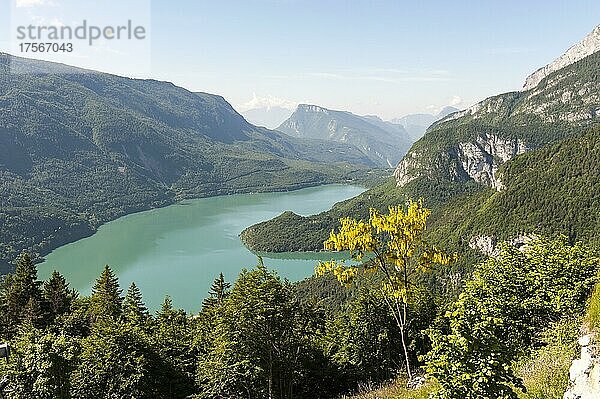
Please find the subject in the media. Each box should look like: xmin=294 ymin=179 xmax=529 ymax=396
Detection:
xmin=586 ymin=280 xmax=600 ymax=331
xmin=340 ymin=378 xmax=436 ymax=399
xmin=516 ymin=318 xmax=580 ymax=399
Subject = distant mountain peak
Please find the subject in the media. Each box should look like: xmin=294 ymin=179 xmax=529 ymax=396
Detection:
xmin=278 ymin=104 xmax=412 ymax=167
xmin=523 ymin=25 xmax=600 ymax=90
xmin=296 ymin=104 xmax=331 ymax=114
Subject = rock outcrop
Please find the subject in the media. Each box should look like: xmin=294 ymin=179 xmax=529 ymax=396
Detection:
xmin=564 ymin=334 xmax=600 ymax=399
xmin=524 ymin=25 xmax=600 ymax=91
xmin=468 ymin=234 xmax=537 ymax=257
xmin=394 ymin=132 xmax=527 ymax=190
xmin=457 ymin=133 xmax=528 ymax=190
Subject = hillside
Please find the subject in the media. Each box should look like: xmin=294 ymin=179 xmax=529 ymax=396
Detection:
xmin=241 ymin=28 xmax=600 ymax=258
xmin=427 ymin=125 xmax=600 ymax=251
xmin=277 ymin=104 xmax=413 ymax=167
xmin=0 ymin=54 xmax=378 ymax=272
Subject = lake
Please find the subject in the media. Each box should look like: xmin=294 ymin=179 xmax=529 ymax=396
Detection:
xmin=39 ymin=184 xmax=365 ymax=312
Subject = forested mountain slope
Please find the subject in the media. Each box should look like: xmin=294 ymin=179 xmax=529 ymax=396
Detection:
xmin=0 ymin=54 xmax=376 ymax=271
xmin=395 ymin=41 xmax=600 ymax=190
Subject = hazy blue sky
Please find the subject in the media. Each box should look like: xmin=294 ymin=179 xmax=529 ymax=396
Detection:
xmin=2 ymin=0 xmax=599 ymax=119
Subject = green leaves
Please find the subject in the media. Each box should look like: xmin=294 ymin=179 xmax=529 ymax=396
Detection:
xmin=424 ymin=236 xmax=599 ymax=398
xmin=90 ymin=265 xmax=122 ymax=322
xmin=196 ymin=265 xmax=329 ymax=399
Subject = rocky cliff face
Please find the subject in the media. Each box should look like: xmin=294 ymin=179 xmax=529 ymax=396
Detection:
xmin=457 ymin=133 xmax=528 ymax=189
xmin=394 ymin=132 xmax=528 ymax=190
xmin=393 ymin=27 xmax=599 ymax=190
xmin=524 ymin=25 xmax=600 ymax=90
xmin=468 ymin=234 xmax=537 ymax=257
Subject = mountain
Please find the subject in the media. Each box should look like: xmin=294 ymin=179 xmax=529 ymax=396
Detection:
xmin=523 ymin=24 xmax=600 ymax=90
xmin=241 ymin=106 xmax=294 ymax=129
xmin=0 ymin=54 xmax=377 ymax=272
xmin=277 ymin=104 xmax=413 ymax=167
xmin=390 ymin=106 xmax=459 ymax=140
xmin=241 ymin=26 xmax=600 ymax=264
xmin=394 ymin=42 xmax=600 ymax=191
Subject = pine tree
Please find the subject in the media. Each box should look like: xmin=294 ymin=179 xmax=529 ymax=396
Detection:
xmin=43 ymin=270 xmax=77 ymax=322
xmin=0 ymin=253 xmax=44 ymax=336
xmin=22 ymin=297 xmax=44 ymax=329
xmin=90 ymin=265 xmax=122 ymax=321
xmin=154 ymin=295 xmax=196 ymax=397
xmin=202 ymin=273 xmax=231 ymax=310
xmin=123 ymin=282 xmax=148 ymax=326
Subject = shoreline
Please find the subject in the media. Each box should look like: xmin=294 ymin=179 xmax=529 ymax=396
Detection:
xmin=30 ymin=180 xmax=365 ymax=273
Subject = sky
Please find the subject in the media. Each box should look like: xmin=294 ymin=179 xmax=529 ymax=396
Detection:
xmin=1 ymin=0 xmax=599 ymax=119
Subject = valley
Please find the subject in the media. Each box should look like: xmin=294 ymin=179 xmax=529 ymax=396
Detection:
xmin=0 ymin=9 xmax=599 ymax=399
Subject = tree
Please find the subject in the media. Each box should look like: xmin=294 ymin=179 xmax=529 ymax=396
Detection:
xmin=201 ymin=273 xmax=230 ymax=311
xmin=197 ymin=264 xmax=326 ymax=399
xmin=0 ymin=253 xmax=44 ymax=336
xmin=22 ymin=297 xmax=45 ymax=329
xmin=423 ymin=295 xmax=524 ymax=399
xmin=70 ymin=323 xmax=156 ymax=399
xmin=89 ymin=265 xmax=122 ymax=321
xmin=316 ymin=200 xmax=454 ymax=381
xmin=123 ymin=282 xmax=149 ymax=327
xmin=423 ymin=236 xmax=599 ymax=398
xmin=6 ymin=329 xmax=79 ymax=399
xmin=153 ymin=296 xmax=197 ymax=398
xmin=43 ymin=271 xmax=77 ymax=324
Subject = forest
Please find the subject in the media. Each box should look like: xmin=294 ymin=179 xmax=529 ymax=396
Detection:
xmin=1 ymin=201 xmax=598 ymax=399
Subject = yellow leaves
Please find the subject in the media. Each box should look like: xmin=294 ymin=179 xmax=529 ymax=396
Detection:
xmin=323 ymin=217 xmax=375 ymax=254
xmin=317 ymin=198 xmax=456 ymax=297
xmin=315 ymin=260 xmax=358 ymax=287
xmin=382 ymin=279 xmax=408 ymax=302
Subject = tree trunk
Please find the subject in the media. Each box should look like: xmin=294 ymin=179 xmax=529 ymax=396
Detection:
xmin=398 ymin=317 xmax=413 ymax=382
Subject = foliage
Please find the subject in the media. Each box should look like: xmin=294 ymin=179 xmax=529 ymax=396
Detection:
xmin=5 ymin=329 xmax=79 ymax=399
xmin=424 ymin=294 xmax=524 ymax=399
xmin=123 ymin=282 xmax=149 ymax=328
xmin=89 ymin=265 xmax=123 ymax=322
xmin=586 ymin=279 xmax=600 ymax=331
xmin=516 ymin=318 xmax=580 ymax=399
xmin=323 ymin=289 xmax=436 ymax=384
xmin=424 ymin=236 xmax=599 ymax=398
xmin=70 ymin=323 xmax=159 ymax=399
xmin=0 ymin=253 xmax=45 ymax=337
xmin=316 ymin=201 xmax=454 ymax=380
xmin=196 ymin=263 xmax=335 ymax=399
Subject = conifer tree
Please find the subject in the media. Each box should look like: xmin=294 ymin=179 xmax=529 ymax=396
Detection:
xmin=90 ymin=265 xmax=122 ymax=321
xmin=43 ymin=270 xmax=77 ymax=322
xmin=22 ymin=297 xmax=45 ymax=329
xmin=123 ymin=282 xmax=149 ymax=326
xmin=0 ymin=253 xmax=44 ymax=336
xmin=202 ymin=273 xmax=231 ymax=310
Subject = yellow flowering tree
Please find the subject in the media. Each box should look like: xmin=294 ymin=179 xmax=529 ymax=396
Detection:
xmin=316 ymin=200 xmax=455 ymax=381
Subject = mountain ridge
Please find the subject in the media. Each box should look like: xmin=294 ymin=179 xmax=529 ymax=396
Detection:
xmin=277 ymin=104 xmax=413 ymax=167
xmin=523 ymin=24 xmax=600 ymax=90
